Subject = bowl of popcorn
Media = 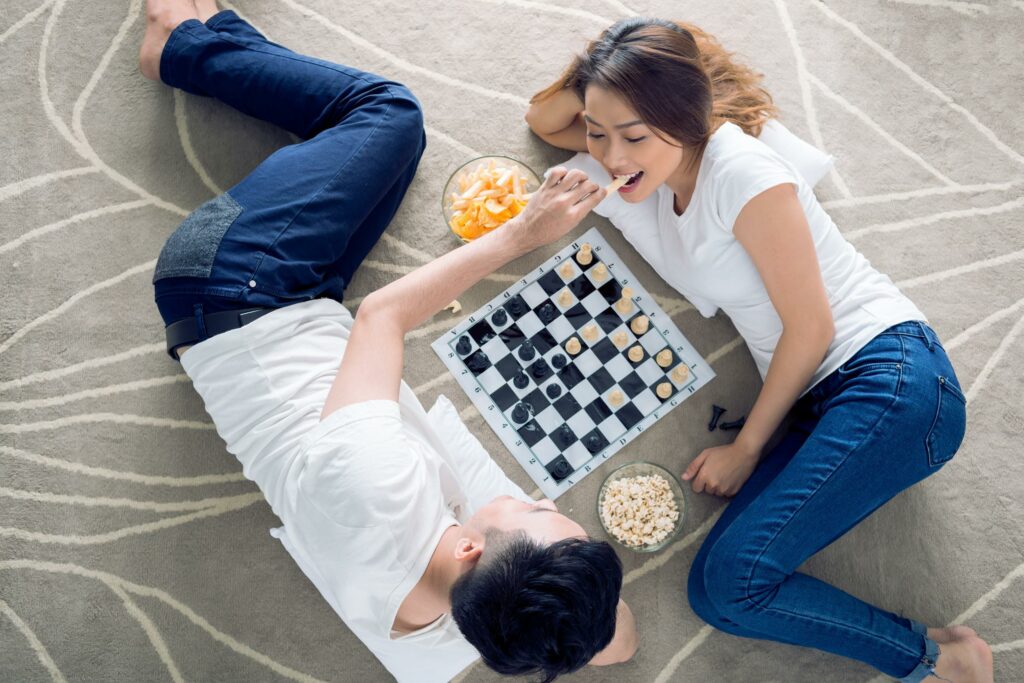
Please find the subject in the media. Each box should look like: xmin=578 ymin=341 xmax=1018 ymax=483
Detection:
xmin=597 ymin=462 xmax=686 ymax=553
xmin=443 ymin=156 xmax=540 ymax=242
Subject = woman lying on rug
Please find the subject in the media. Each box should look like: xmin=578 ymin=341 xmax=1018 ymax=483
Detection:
xmin=139 ymin=1 xmax=635 ymax=681
xmin=525 ymin=16 xmax=991 ymax=683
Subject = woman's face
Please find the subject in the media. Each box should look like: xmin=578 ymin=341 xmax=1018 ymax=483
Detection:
xmin=583 ymin=85 xmax=685 ymax=203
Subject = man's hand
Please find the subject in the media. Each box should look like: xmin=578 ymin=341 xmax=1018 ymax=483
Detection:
xmin=682 ymin=440 xmax=761 ymax=498
xmin=504 ymin=167 xmax=605 ymax=253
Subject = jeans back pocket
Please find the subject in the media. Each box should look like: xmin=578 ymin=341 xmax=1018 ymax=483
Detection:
xmin=925 ymin=376 xmax=967 ymax=467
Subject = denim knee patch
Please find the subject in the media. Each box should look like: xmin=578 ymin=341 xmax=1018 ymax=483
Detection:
xmin=154 ymin=193 xmax=243 ymax=282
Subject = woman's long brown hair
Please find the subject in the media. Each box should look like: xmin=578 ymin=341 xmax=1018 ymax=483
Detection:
xmin=531 ymin=17 xmax=777 ymax=152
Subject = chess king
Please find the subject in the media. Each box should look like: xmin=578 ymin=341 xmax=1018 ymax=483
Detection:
xmin=140 ymin=1 xmax=634 ymax=681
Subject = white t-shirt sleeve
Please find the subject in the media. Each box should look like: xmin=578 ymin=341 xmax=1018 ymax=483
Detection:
xmin=298 ymin=400 xmax=436 ymax=528
xmin=711 ymin=148 xmax=800 ymax=234
xmin=427 ymin=395 xmax=533 ymax=509
xmin=548 ymin=153 xmax=620 ymax=220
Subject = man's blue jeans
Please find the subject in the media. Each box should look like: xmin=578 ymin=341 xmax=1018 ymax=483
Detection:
xmin=688 ymin=321 xmax=967 ymax=681
xmin=152 ymin=11 xmax=426 ymax=327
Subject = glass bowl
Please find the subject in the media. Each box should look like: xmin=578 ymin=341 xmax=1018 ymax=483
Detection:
xmin=442 ymin=155 xmax=541 ymax=243
xmin=597 ymin=461 xmax=687 ymax=553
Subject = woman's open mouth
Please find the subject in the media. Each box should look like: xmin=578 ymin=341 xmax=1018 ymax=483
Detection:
xmin=613 ymin=170 xmax=644 ymax=194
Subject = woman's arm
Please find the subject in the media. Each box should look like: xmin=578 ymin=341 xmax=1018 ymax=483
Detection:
xmin=525 ymin=88 xmax=588 ymax=152
xmin=684 ymin=184 xmax=834 ymax=496
xmin=320 ymin=167 xmax=606 ymax=420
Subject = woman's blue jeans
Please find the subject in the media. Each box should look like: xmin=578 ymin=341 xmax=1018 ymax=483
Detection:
xmin=688 ymin=321 xmax=967 ymax=681
xmin=152 ymin=11 xmax=426 ymax=327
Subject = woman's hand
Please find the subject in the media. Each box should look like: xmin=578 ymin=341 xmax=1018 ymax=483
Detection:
xmin=682 ymin=440 xmax=761 ymax=498
xmin=504 ymin=167 xmax=605 ymax=253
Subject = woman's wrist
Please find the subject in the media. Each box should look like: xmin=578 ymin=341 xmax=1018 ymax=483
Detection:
xmin=734 ymin=431 xmax=764 ymax=461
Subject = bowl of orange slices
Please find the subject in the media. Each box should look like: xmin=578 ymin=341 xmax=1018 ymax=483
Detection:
xmin=443 ymin=156 xmax=540 ymax=242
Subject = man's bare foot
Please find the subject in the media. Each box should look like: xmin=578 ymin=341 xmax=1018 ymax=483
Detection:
xmin=926 ymin=628 xmax=993 ymax=683
xmin=139 ymin=0 xmax=201 ymax=81
xmin=193 ymin=0 xmax=220 ymax=23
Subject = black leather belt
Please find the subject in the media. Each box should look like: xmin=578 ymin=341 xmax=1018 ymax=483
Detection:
xmin=165 ymin=307 xmax=273 ymax=360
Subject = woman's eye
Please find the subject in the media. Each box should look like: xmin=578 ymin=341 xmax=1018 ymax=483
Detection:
xmin=586 ymin=133 xmax=605 ymax=140
xmin=626 ymin=136 xmax=647 ymax=143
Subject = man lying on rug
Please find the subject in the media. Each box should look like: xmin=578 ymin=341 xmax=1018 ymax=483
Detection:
xmin=139 ymin=2 xmax=634 ymax=681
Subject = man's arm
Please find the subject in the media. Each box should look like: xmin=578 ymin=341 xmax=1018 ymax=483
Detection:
xmin=320 ymin=166 xmax=607 ymax=420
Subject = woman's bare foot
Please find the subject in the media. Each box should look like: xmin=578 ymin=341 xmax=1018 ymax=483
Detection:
xmin=925 ymin=627 xmax=993 ymax=683
xmin=928 ymin=625 xmax=978 ymax=644
xmin=138 ymin=0 xmax=201 ymax=81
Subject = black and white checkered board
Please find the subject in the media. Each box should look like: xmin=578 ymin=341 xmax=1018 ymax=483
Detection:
xmin=432 ymin=227 xmax=715 ymax=499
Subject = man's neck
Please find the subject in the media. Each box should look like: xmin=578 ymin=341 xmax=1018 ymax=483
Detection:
xmin=393 ymin=525 xmax=466 ymax=633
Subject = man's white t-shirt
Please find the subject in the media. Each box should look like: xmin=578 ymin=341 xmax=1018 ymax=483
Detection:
xmin=558 ymin=121 xmax=926 ymax=395
xmin=180 ymin=298 xmax=532 ymax=682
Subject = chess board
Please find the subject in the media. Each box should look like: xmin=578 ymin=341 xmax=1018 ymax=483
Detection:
xmin=432 ymin=227 xmax=715 ymax=499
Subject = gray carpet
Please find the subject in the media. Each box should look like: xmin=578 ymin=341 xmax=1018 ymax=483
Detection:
xmin=2 ymin=0 xmax=1022 ymax=681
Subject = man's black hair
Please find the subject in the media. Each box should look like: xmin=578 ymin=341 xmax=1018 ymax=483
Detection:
xmin=450 ymin=533 xmax=623 ymax=682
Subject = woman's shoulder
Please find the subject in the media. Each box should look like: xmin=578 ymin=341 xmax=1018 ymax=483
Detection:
xmin=706 ymin=122 xmax=782 ymax=164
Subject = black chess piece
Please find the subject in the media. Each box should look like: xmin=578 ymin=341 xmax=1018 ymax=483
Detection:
xmin=719 ymin=416 xmax=746 ymax=431
xmin=511 ymin=402 xmax=530 ymax=424
xmin=507 ymin=297 xmax=526 ymax=316
xmin=551 ymin=354 xmax=567 ymax=369
xmin=530 ymin=360 xmax=550 ymax=380
xmin=491 ymin=309 xmax=508 ymax=326
xmin=518 ymin=341 xmax=536 ymax=361
xmin=585 ymin=434 xmax=603 ymax=453
xmin=708 ymin=405 xmax=727 ymax=431
xmin=545 ymin=384 xmax=562 ymax=399
xmin=513 ymin=371 xmax=529 ymax=389
xmin=553 ymin=424 xmax=575 ymax=448
xmin=455 ymin=335 xmax=472 ymax=356
xmin=545 ymin=455 xmax=573 ymax=482
xmin=537 ymin=302 xmax=557 ymax=323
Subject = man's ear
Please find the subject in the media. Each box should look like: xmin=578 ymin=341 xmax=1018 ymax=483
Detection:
xmin=453 ymin=531 xmax=485 ymax=565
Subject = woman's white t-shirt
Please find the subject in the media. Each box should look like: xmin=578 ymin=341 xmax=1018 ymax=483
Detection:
xmin=180 ymin=298 xmax=533 ymax=682
xmin=558 ymin=121 xmax=926 ymax=395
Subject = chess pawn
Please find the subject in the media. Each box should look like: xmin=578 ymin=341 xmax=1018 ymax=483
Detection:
xmin=591 ymin=262 xmax=608 ymax=282
xmin=671 ymin=364 xmax=689 ymax=383
xmin=576 ymin=243 xmax=593 ymax=266
xmin=615 ymin=287 xmax=634 ymax=315
xmin=559 ymin=261 xmax=575 ymax=279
